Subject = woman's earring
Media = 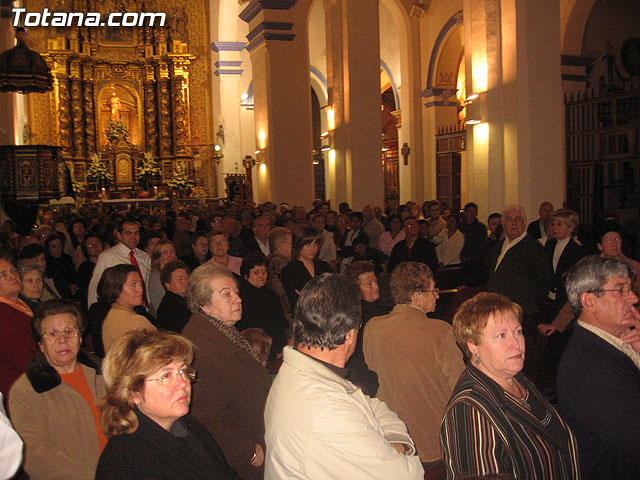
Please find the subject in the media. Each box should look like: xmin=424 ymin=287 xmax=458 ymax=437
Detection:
xmin=474 ymin=353 xmax=480 ymax=365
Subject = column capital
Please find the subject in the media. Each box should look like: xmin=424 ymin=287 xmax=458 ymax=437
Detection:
xmin=246 ymin=22 xmax=295 ymax=52
xmin=239 ymin=0 xmax=298 ymax=23
xmin=210 ymin=41 xmax=246 ymax=52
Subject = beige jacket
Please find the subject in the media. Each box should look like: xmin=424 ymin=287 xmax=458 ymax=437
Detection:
xmin=102 ymin=303 xmax=156 ymax=354
xmin=364 ymin=304 xmax=465 ymax=462
xmin=9 ymin=353 xmax=106 ymax=480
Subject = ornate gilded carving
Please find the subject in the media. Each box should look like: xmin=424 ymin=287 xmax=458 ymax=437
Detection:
xmin=27 ymin=0 xmax=213 ymax=194
xmin=158 ymin=79 xmax=173 ymax=155
xmin=144 ymin=81 xmax=158 ymax=154
xmin=71 ymin=79 xmax=84 ymax=156
xmin=172 ymin=77 xmax=188 ymax=154
xmin=83 ymin=79 xmax=96 ymax=154
xmin=58 ymin=78 xmax=72 ymax=154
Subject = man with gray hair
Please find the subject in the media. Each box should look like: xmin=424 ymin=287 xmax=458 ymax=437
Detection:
xmin=557 ymin=255 xmax=640 ymax=480
xmin=264 ymin=274 xmax=424 ymax=479
xmin=487 ymin=204 xmax=553 ymax=369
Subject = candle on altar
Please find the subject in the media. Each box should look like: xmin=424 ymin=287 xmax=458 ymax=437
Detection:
xmin=154 ymin=186 xmax=158 ymax=195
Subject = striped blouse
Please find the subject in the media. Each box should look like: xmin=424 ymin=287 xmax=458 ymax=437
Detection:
xmin=440 ymin=365 xmax=580 ymax=479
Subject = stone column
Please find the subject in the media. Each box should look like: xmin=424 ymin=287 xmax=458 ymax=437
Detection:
xmin=323 ymin=0 xmax=385 ymax=209
xmin=464 ymin=0 xmax=563 ymax=217
xmin=240 ymin=0 xmax=314 ymax=207
xmin=211 ymin=41 xmax=246 ymax=200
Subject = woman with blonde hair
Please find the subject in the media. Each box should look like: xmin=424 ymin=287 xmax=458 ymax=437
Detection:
xmin=96 ymin=329 xmax=233 ymax=479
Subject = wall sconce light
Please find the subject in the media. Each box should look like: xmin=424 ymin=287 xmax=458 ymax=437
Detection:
xmin=464 ymin=93 xmax=484 ymax=125
xmin=326 ymin=107 xmax=335 ymax=131
xmin=320 ymin=145 xmax=331 ymax=152
xmin=464 ymin=93 xmax=479 ymax=106
xmin=381 ymin=144 xmax=389 ymax=152
xmin=211 ymin=144 xmax=224 ymax=164
xmin=254 ymin=150 xmax=264 ymax=164
xmin=243 ymin=155 xmax=256 ymax=169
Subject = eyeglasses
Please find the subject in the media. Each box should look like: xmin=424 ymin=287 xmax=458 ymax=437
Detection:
xmin=146 ymin=368 xmax=196 ymax=387
xmin=210 ymin=240 xmax=228 ymax=245
xmin=587 ymin=286 xmax=638 ymax=298
xmin=602 ymin=236 xmax=622 ymax=244
xmin=421 ymin=288 xmax=440 ymax=296
xmin=0 ymin=268 xmax=19 ymax=280
xmin=42 ymin=327 xmax=79 ymax=342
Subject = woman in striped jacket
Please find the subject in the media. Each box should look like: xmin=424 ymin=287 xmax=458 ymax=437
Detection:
xmin=440 ymin=292 xmax=580 ymax=479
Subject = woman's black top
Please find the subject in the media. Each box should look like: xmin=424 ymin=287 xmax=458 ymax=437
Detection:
xmin=96 ymin=410 xmax=237 ymax=480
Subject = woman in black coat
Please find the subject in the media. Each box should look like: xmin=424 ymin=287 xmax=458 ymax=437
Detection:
xmin=236 ymin=253 xmax=289 ymax=359
xmin=281 ymin=226 xmax=334 ymax=310
xmin=97 ymin=330 xmax=236 ymax=480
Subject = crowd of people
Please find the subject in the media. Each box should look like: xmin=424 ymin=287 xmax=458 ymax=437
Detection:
xmin=0 ymin=196 xmax=638 ymax=480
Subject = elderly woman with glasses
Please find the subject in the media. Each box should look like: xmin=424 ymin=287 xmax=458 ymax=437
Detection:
xmin=9 ymin=299 xmax=108 ymax=480
xmin=363 ymin=261 xmax=464 ymax=476
xmin=0 ymin=252 xmax=38 ymax=398
xmin=182 ymin=263 xmax=270 ymax=480
xmin=96 ymin=330 xmax=234 ymax=480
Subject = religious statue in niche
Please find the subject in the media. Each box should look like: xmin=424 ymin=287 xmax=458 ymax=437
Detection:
xmin=99 ymin=84 xmax=140 ymax=147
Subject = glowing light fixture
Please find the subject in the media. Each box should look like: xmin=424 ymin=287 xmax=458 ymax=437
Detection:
xmin=326 ymin=107 xmax=335 ymax=131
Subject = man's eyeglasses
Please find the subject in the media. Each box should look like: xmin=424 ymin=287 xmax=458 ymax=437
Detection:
xmin=146 ymin=368 xmax=197 ymax=387
xmin=42 ymin=327 xmax=79 ymax=342
xmin=587 ymin=286 xmax=638 ymax=298
xmin=421 ymin=288 xmax=440 ymax=296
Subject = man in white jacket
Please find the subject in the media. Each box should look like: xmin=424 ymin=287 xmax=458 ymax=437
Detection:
xmin=264 ymin=273 xmax=424 ymax=479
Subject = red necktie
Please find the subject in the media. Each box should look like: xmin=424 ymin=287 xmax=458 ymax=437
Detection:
xmin=129 ymin=250 xmax=149 ymax=308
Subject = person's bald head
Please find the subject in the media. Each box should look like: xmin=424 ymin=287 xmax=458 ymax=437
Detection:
xmin=538 ymin=202 xmax=554 ymax=221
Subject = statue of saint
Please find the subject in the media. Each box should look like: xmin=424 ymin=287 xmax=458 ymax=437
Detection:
xmin=108 ymin=92 xmax=121 ymax=119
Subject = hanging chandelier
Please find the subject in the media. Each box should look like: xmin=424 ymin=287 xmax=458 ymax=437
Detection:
xmin=0 ymin=27 xmax=53 ymax=94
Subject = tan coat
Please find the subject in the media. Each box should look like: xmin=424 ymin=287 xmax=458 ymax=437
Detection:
xmin=363 ymin=304 xmax=465 ymax=462
xmin=102 ymin=303 xmax=156 ymax=354
xmin=9 ymin=354 xmax=106 ymax=480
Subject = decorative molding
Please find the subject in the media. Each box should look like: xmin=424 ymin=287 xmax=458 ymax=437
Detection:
xmin=247 ymin=22 xmax=293 ymax=41
xmin=562 ymin=74 xmax=588 ymax=82
xmin=245 ymin=22 xmax=296 ymax=52
xmin=214 ymin=69 xmax=244 ymax=76
xmin=215 ymin=61 xmax=243 ymax=68
xmin=211 ymin=41 xmax=246 ymax=52
xmin=424 ymin=100 xmax=458 ymax=109
xmin=561 ymin=55 xmax=595 ymax=67
xmin=239 ymin=0 xmax=298 ymax=24
xmin=421 ymin=87 xmax=449 ymax=98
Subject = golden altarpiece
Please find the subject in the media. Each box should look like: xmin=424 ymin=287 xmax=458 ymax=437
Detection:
xmin=23 ymin=0 xmax=217 ymax=198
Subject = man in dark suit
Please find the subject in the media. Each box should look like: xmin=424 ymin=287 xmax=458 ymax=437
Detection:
xmin=240 ymin=215 xmax=271 ymax=258
xmin=557 ymin=255 xmax=640 ymax=480
xmin=526 ymin=201 xmax=554 ymax=239
xmin=487 ymin=204 xmax=553 ymax=366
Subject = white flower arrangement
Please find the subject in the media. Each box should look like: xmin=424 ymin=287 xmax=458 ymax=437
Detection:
xmin=137 ymin=151 xmax=161 ymax=184
xmin=167 ymin=163 xmax=195 ymax=190
xmin=86 ymin=153 xmax=113 ymax=184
